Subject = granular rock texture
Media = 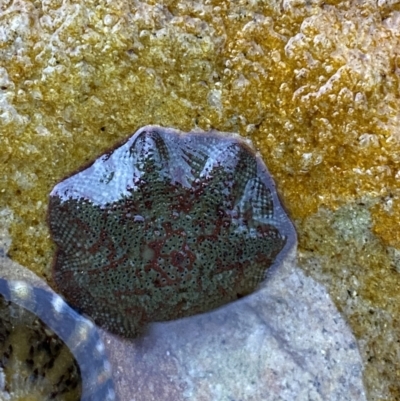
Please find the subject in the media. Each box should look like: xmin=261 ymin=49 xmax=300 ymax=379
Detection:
xmin=48 ymin=126 xmax=295 ymax=337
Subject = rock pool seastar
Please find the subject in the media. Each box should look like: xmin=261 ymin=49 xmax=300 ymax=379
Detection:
xmin=48 ymin=126 xmax=295 ymax=337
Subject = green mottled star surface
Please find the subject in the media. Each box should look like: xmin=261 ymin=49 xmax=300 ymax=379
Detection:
xmin=48 ymin=126 xmax=295 ymax=338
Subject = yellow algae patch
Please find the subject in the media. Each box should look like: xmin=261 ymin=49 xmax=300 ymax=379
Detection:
xmin=371 ymin=197 xmax=400 ymax=249
xmin=251 ymin=3 xmax=400 ymax=219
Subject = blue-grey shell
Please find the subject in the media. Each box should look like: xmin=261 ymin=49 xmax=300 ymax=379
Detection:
xmin=0 ymin=278 xmax=116 ymax=401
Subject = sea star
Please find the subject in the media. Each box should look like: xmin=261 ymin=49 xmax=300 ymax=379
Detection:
xmin=48 ymin=126 xmax=295 ymax=337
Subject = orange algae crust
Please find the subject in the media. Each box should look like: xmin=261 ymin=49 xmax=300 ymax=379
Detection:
xmin=0 ymin=0 xmax=400 ymax=399
xmin=371 ymin=198 xmax=400 ymax=249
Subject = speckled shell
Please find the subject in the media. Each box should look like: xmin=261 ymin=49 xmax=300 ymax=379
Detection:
xmin=48 ymin=126 xmax=295 ymax=337
xmin=0 ymin=278 xmax=116 ymax=401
